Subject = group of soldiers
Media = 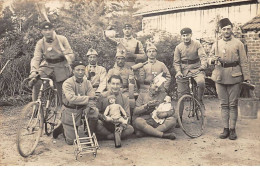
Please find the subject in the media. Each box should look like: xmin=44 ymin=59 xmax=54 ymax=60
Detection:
xmin=29 ymin=17 xmax=250 ymax=147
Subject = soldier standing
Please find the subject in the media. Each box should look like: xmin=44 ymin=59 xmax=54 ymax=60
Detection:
xmin=104 ymin=23 xmax=146 ymax=68
xmin=139 ymin=43 xmax=171 ymax=93
xmin=209 ymin=18 xmax=250 ymax=140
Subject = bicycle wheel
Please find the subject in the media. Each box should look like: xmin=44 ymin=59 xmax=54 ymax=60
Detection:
xmin=44 ymin=91 xmax=58 ymax=136
xmin=17 ymin=102 xmax=44 ymax=157
xmin=177 ymin=94 xmax=205 ymax=138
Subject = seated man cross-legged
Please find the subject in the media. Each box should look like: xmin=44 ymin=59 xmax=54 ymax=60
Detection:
xmin=133 ymin=74 xmax=177 ymax=140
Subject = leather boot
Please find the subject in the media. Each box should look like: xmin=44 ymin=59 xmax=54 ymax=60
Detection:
xmin=219 ymin=128 xmax=229 ymax=139
xmin=229 ymin=128 xmax=237 ymax=140
xmin=53 ymin=123 xmax=64 ymax=139
xmin=162 ymin=132 xmax=176 ymax=140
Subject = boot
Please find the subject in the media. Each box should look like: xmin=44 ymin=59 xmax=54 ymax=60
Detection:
xmin=219 ymin=128 xmax=229 ymax=139
xmin=53 ymin=123 xmax=64 ymax=139
xmin=229 ymin=128 xmax=237 ymax=140
xmin=162 ymin=132 xmax=176 ymax=140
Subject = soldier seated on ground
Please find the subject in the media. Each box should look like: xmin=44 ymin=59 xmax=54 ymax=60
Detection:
xmin=132 ymin=74 xmax=177 ymax=140
xmin=95 ymin=75 xmax=134 ymax=142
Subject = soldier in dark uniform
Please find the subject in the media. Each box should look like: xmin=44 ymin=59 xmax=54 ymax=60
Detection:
xmin=209 ymin=18 xmax=250 ymax=140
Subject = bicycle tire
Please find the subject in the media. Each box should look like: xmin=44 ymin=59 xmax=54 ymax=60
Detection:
xmin=177 ymin=94 xmax=205 ymax=138
xmin=44 ymin=90 xmax=58 ymax=136
xmin=17 ymin=102 xmax=44 ymax=157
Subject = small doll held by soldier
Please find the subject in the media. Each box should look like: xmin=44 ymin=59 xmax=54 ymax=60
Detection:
xmin=103 ymin=95 xmax=128 ymax=131
xmin=152 ymin=96 xmax=173 ymax=125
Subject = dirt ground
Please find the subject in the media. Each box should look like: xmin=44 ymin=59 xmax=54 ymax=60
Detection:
xmin=0 ymin=96 xmax=260 ymax=166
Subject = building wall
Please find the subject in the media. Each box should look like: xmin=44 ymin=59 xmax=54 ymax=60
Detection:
xmin=243 ymin=31 xmax=260 ymax=98
xmin=142 ymin=3 xmax=259 ymax=39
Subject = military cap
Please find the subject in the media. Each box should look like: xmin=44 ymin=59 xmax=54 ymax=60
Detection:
xmin=71 ymin=60 xmax=86 ymax=69
xmin=86 ymin=48 xmax=98 ymax=56
xmin=40 ymin=21 xmax=53 ymax=30
xmin=146 ymin=42 xmax=157 ymax=52
xmin=123 ymin=23 xmax=133 ymax=29
xmin=219 ymin=18 xmax=233 ymax=29
xmin=180 ymin=27 xmax=192 ymax=35
xmin=115 ymin=49 xmax=126 ymax=58
xmin=107 ymin=95 xmax=116 ymax=100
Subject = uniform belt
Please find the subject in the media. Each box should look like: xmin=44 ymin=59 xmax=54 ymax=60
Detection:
xmin=63 ymin=104 xmax=85 ymax=110
xmin=220 ymin=61 xmax=239 ymax=68
xmin=126 ymin=57 xmax=135 ymax=62
xmin=46 ymin=57 xmax=65 ymax=64
xmin=144 ymin=81 xmax=151 ymax=85
xmin=181 ymin=58 xmax=200 ymax=64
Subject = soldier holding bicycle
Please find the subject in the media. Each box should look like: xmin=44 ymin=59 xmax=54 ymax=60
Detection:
xmin=29 ymin=21 xmax=74 ymax=105
xmin=173 ymin=27 xmax=207 ymax=106
xmin=209 ymin=18 xmax=250 ymax=140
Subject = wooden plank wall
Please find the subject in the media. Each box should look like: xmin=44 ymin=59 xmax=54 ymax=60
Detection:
xmin=142 ymin=3 xmax=259 ymax=38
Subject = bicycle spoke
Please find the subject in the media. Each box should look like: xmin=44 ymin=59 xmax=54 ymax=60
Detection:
xmin=177 ymin=95 xmax=204 ymax=138
xmin=17 ymin=102 xmax=43 ymax=157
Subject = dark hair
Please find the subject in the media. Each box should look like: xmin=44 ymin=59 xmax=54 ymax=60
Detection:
xmin=108 ymin=75 xmax=123 ymax=84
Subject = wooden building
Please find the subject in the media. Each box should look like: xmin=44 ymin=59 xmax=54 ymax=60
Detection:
xmin=134 ymin=0 xmax=260 ymax=39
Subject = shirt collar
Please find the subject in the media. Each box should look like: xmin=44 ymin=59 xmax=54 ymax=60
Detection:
xmin=148 ymin=58 xmax=157 ymax=64
xmin=73 ymin=76 xmax=84 ymax=84
xmin=124 ymin=36 xmax=133 ymax=40
xmin=223 ymin=36 xmax=232 ymax=42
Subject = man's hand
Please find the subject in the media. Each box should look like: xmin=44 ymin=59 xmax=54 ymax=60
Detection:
xmin=198 ymin=65 xmax=206 ymax=71
xmin=175 ymin=71 xmax=183 ymax=79
xmin=147 ymin=100 xmax=159 ymax=109
xmin=211 ymin=55 xmax=220 ymax=64
xmin=157 ymin=112 xmax=168 ymax=119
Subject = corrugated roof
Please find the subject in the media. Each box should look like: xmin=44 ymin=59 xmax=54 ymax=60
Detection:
xmin=134 ymin=0 xmax=254 ymax=16
xmin=242 ymin=14 xmax=260 ymax=31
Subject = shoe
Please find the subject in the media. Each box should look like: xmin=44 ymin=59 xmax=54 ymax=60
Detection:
xmin=219 ymin=128 xmax=229 ymax=139
xmin=229 ymin=128 xmax=237 ymax=140
xmin=53 ymin=123 xmax=64 ymax=139
xmin=162 ymin=133 xmax=176 ymax=140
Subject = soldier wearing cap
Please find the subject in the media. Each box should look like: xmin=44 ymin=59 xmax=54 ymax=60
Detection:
xmin=85 ymin=48 xmax=107 ymax=93
xmin=173 ymin=27 xmax=207 ymax=105
xmin=59 ymin=60 xmax=97 ymax=145
xmin=139 ymin=43 xmax=171 ymax=92
xmin=106 ymin=49 xmax=135 ymax=97
xmin=104 ymin=23 xmax=146 ymax=68
xmin=209 ymin=18 xmax=250 ymax=140
xmin=133 ymin=74 xmax=177 ymax=140
xmin=29 ymin=21 xmax=75 ymax=105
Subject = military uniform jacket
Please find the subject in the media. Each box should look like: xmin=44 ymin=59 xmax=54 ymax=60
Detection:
xmin=62 ymin=76 xmax=95 ymax=126
xmin=31 ymin=35 xmax=74 ymax=72
xmin=85 ymin=64 xmax=107 ymax=93
xmin=139 ymin=59 xmax=171 ymax=89
xmin=209 ymin=37 xmax=250 ymax=84
xmin=174 ymin=40 xmax=207 ymax=75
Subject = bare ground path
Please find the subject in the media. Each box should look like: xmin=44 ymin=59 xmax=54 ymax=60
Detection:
xmin=0 ymin=97 xmax=259 ymax=166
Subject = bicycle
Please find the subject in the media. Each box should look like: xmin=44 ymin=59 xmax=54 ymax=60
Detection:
xmin=176 ymin=70 xmax=205 ymax=138
xmin=17 ymin=75 xmax=59 ymax=157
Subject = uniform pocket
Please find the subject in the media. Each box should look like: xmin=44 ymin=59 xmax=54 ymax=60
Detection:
xmin=231 ymin=65 xmax=242 ymax=77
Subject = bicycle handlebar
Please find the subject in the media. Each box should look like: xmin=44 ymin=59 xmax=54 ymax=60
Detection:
xmin=23 ymin=74 xmax=54 ymax=88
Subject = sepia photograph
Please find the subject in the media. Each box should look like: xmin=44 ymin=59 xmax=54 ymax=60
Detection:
xmin=0 ymin=0 xmax=259 ymax=166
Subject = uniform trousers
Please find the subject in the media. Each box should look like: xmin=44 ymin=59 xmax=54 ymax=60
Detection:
xmin=215 ymin=83 xmax=241 ymax=129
